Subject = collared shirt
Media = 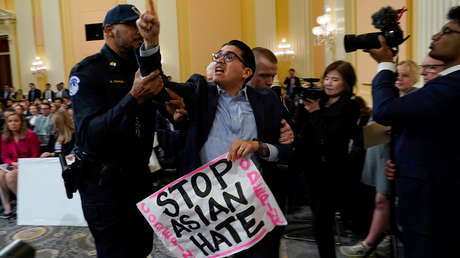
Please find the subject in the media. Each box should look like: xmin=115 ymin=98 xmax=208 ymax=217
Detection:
xmin=199 ymin=86 xmax=258 ymax=164
xmin=141 ymin=44 xmax=279 ymax=164
xmin=438 ymin=64 xmax=460 ymax=76
xmin=56 ymin=90 xmax=62 ymax=98
xmin=199 ymin=85 xmax=279 ymax=164
xmin=44 ymin=90 xmax=53 ymax=100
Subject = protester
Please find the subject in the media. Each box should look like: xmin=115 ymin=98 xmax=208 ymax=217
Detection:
xmin=283 ymin=68 xmax=301 ymax=97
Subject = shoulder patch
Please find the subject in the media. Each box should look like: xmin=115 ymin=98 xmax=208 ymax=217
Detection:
xmin=69 ymin=76 xmax=80 ymax=96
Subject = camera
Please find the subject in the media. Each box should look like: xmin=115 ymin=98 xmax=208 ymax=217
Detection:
xmin=344 ymin=7 xmax=409 ymax=53
xmin=300 ymin=78 xmax=323 ymax=100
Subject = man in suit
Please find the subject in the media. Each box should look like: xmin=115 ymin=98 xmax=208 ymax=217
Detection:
xmin=1 ymin=84 xmax=12 ymax=105
xmin=283 ymin=68 xmax=301 ymax=97
xmin=55 ymin=82 xmax=69 ymax=98
xmin=249 ymin=47 xmax=296 ymax=127
xmin=42 ymin=83 xmax=55 ymax=101
xmin=27 ymin=83 xmax=41 ymax=103
xmin=366 ymin=6 xmax=460 ymax=258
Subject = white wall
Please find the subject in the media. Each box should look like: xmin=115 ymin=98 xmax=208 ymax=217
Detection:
xmin=255 ymin=0 xmax=277 ymax=51
xmin=42 ymin=0 xmax=66 ymax=85
xmin=157 ymin=0 xmax=180 ymax=81
xmin=15 ymin=0 xmax=37 ymax=88
xmin=289 ymin=0 xmax=313 ymax=78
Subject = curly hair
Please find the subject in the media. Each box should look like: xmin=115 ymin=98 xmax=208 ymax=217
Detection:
xmin=448 ymin=6 xmax=460 ymax=26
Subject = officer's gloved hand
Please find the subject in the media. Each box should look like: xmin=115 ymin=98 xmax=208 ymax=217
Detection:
xmin=130 ymin=69 xmax=163 ymax=104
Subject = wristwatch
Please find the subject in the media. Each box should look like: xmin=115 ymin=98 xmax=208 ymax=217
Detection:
xmin=257 ymin=140 xmax=270 ymax=158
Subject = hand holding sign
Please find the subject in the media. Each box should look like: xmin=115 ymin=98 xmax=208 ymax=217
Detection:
xmin=227 ymin=139 xmax=258 ymax=162
xmin=136 ymin=0 xmax=160 ymax=48
xmin=137 ymin=155 xmax=286 ymax=258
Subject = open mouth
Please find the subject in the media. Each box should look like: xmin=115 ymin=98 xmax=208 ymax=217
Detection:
xmin=215 ymin=67 xmax=224 ymax=74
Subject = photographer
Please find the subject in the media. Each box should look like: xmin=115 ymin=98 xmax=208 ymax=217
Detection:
xmin=366 ymin=6 xmax=460 ymax=258
xmin=294 ymin=60 xmax=359 ymax=258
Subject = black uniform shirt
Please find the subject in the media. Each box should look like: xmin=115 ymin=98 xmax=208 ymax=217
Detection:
xmin=69 ymin=44 xmax=161 ymax=176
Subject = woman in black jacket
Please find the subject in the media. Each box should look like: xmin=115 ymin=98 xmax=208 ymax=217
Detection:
xmin=295 ymin=60 xmax=360 ymax=258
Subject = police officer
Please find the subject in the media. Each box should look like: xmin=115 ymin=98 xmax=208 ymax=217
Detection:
xmin=69 ymin=3 xmax=169 ymax=257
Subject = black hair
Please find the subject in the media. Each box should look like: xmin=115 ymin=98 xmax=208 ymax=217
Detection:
xmin=40 ymin=102 xmax=51 ymax=108
xmin=323 ymin=60 xmax=357 ymax=93
xmin=222 ymin=40 xmax=256 ymax=83
xmin=448 ymin=6 xmax=460 ymax=25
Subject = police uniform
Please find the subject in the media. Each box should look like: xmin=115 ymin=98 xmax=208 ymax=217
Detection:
xmin=69 ymin=5 xmax=162 ymax=258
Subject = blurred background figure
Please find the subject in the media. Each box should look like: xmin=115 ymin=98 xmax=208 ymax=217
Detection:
xmin=42 ymin=83 xmax=55 ymax=102
xmin=284 ymin=68 xmax=301 ymax=97
xmin=0 ymin=112 xmax=40 ymax=218
xmin=12 ymin=89 xmax=24 ymax=101
xmin=25 ymin=104 xmax=40 ymax=130
xmin=40 ymin=111 xmax=75 ymax=157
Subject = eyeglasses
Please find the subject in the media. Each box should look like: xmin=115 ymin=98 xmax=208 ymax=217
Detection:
xmin=418 ymin=64 xmax=446 ymax=73
xmin=439 ymin=27 xmax=460 ymax=36
xmin=212 ymin=51 xmax=248 ymax=67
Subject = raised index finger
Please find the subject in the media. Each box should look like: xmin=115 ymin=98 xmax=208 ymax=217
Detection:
xmin=147 ymin=0 xmax=156 ymax=15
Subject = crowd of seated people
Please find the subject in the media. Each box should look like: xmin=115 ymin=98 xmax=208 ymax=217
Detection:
xmin=0 ymin=82 xmax=74 ymax=219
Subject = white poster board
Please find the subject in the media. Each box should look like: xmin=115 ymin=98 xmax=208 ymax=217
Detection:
xmin=137 ymin=154 xmax=287 ymax=258
xmin=18 ymin=158 xmax=87 ymax=226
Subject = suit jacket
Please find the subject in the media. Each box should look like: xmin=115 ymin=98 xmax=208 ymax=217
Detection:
xmin=1 ymin=91 xmax=11 ymax=105
xmin=55 ymin=88 xmax=69 ymax=98
xmin=166 ymin=75 xmax=290 ymax=175
xmin=284 ymin=76 xmax=301 ymax=95
xmin=42 ymin=90 xmax=56 ymax=101
xmin=28 ymin=88 xmax=41 ymax=102
xmin=372 ymin=69 xmax=460 ymax=236
xmin=136 ymin=50 xmax=290 ymax=199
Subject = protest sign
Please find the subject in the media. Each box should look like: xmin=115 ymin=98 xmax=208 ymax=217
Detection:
xmin=137 ymin=154 xmax=286 ymax=258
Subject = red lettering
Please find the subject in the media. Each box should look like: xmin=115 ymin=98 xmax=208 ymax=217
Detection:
xmin=182 ymin=249 xmax=194 ymax=258
xmin=239 ymin=159 xmax=250 ymax=170
xmin=246 ymin=171 xmax=259 ymax=184
xmin=154 ymin=222 xmax=163 ymax=231
xmin=266 ymin=203 xmax=283 ymax=226
xmin=141 ymin=202 xmax=150 ymax=213
xmin=162 ymin=228 xmax=173 ymax=239
xmin=148 ymin=214 xmax=157 ymax=224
